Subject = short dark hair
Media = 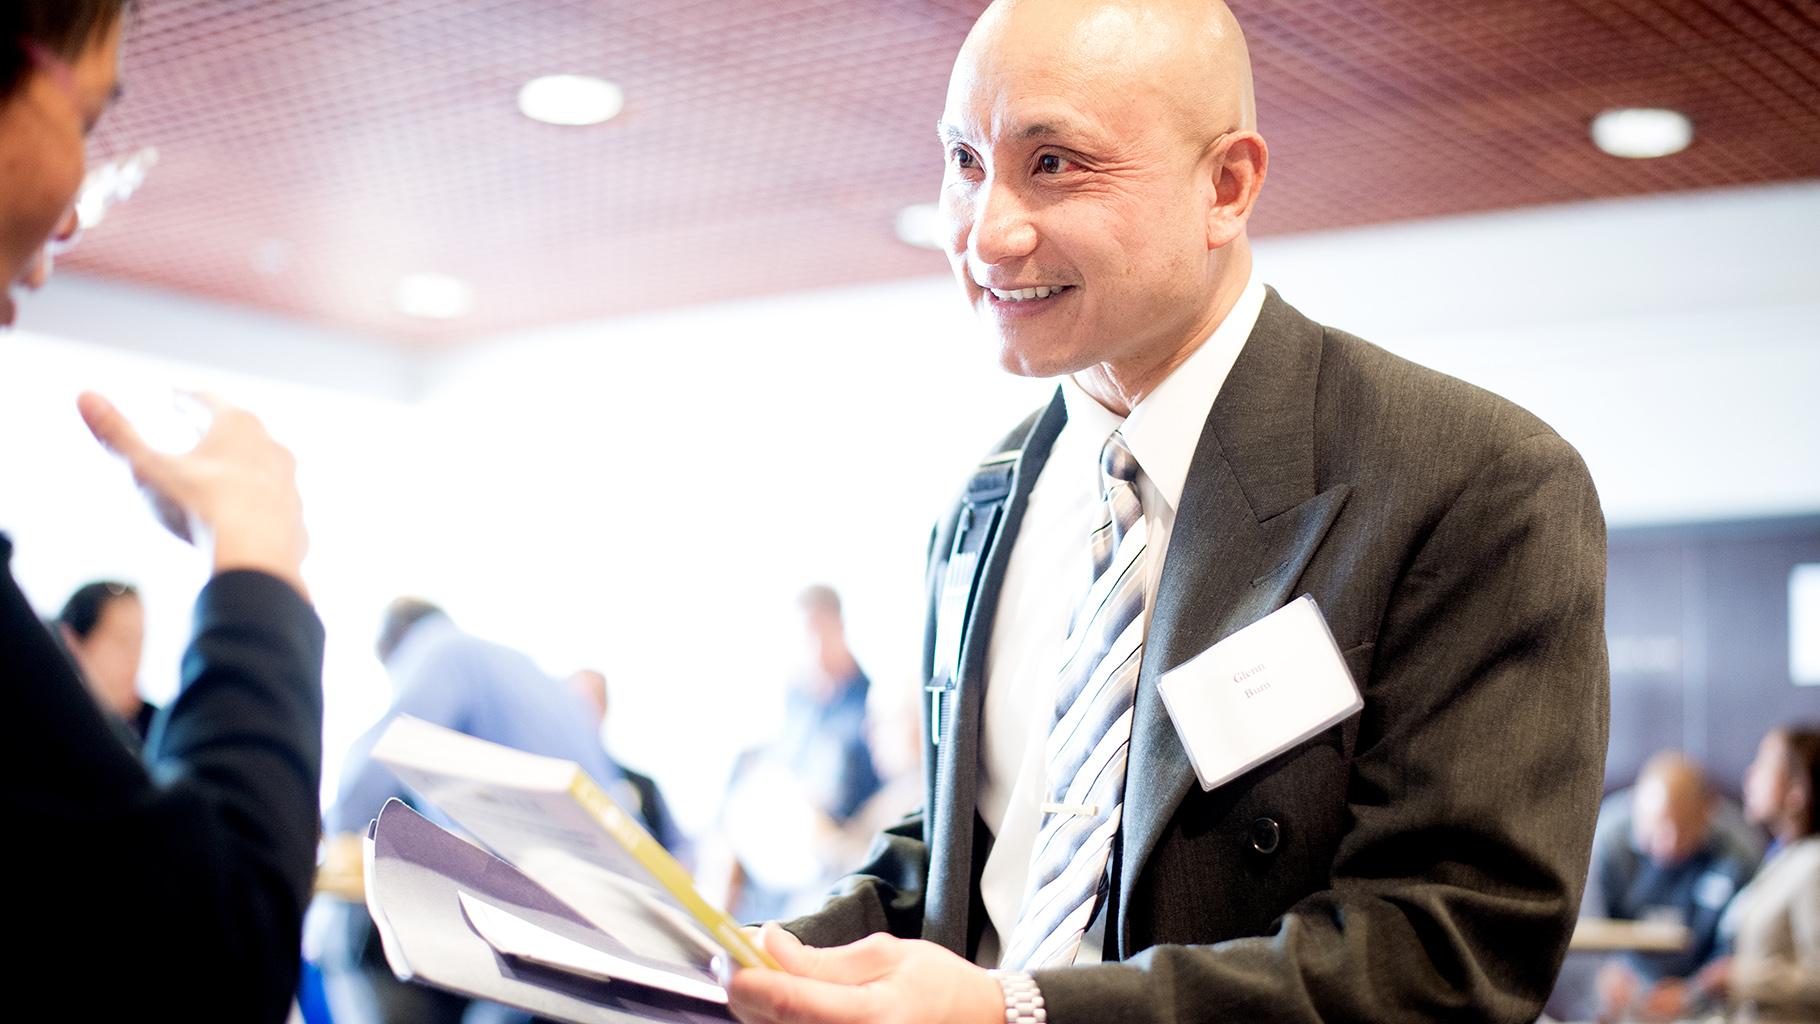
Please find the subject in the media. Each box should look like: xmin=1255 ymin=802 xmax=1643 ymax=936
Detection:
xmin=57 ymin=580 xmax=138 ymax=640
xmin=1 ymin=0 xmax=132 ymax=100
xmin=376 ymin=597 xmax=445 ymax=665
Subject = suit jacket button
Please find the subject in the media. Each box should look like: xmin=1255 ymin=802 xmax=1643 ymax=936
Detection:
xmin=1249 ymin=817 xmax=1281 ymax=855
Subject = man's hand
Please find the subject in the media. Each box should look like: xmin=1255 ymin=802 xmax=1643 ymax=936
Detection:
xmin=1691 ymin=955 xmax=1731 ymax=998
xmin=77 ymin=391 xmax=310 ymax=598
xmin=1637 ymin=978 xmax=1691 ymax=1021
xmin=728 ymin=923 xmax=1004 ymax=1024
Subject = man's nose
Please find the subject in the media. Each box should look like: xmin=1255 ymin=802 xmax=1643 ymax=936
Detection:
xmin=967 ymin=179 xmax=1039 ymax=266
xmin=53 ymin=206 xmax=80 ymax=244
xmin=24 ymin=208 xmax=82 ymax=289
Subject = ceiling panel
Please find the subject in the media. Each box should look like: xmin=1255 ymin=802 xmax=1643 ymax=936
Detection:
xmin=56 ymin=0 xmax=1820 ymax=344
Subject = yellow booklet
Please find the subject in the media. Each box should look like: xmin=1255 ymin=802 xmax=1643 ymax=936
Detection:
xmin=369 ymin=715 xmax=779 ymax=972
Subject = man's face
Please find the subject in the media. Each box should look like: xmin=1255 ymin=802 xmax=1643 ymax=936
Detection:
xmin=1631 ymin=775 xmax=1709 ymax=866
xmin=938 ymin=6 xmax=1222 ymax=379
xmin=67 ymin=594 xmax=145 ymax=716
xmin=0 ymin=18 xmax=125 ymax=328
xmin=1743 ymin=732 xmax=1791 ymax=828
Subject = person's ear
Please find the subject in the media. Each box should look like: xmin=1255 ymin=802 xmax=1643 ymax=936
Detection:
xmin=1205 ymin=130 xmax=1267 ymax=250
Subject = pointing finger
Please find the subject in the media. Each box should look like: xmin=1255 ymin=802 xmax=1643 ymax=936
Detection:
xmin=77 ymin=391 xmax=159 ymax=467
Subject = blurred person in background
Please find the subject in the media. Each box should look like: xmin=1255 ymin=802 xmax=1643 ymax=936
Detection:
xmin=568 ymin=667 xmax=686 ymax=857
xmin=1687 ymin=726 xmax=1820 ymax=1022
xmin=820 ymin=673 xmax=928 ymax=879
xmin=1 ymin=3 xmax=326 ymax=1019
xmin=718 ymin=585 xmax=884 ymax=921
xmin=1587 ymin=751 xmax=1759 ymax=1021
xmin=56 ymin=579 xmax=157 ymax=741
xmin=318 ymin=598 xmax=625 ymax=1024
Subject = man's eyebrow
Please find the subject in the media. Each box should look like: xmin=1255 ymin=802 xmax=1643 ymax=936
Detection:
xmin=935 ymin=119 xmax=1097 ymax=145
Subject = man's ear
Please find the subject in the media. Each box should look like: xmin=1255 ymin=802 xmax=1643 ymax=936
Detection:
xmin=1205 ymin=130 xmax=1267 ymax=250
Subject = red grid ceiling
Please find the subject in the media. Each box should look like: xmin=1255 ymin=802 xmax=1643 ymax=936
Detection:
xmin=56 ymin=0 xmax=1820 ymax=346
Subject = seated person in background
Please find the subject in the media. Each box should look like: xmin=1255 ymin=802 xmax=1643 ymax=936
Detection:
xmin=57 ymin=579 xmax=157 ymax=742
xmin=2 ymin=3 xmax=325 ymax=1021
xmin=1587 ymin=751 xmax=1759 ymax=1021
xmin=1694 ymin=727 xmax=1820 ymax=1022
xmin=567 ymin=667 xmax=687 ymax=857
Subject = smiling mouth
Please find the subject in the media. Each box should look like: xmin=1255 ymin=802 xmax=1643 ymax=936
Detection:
xmin=984 ymin=284 xmax=1074 ymax=303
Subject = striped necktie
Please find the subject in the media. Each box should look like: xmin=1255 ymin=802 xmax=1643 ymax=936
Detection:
xmin=1002 ymin=430 xmax=1148 ymax=970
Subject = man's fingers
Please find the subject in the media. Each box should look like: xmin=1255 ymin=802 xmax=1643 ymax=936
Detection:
xmin=764 ymin=925 xmax=899 ymax=986
xmin=77 ymin=391 xmax=161 ymax=468
xmin=728 ymin=967 xmax=874 ymax=1024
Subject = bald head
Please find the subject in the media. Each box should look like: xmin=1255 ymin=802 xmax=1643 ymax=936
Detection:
xmin=938 ymin=0 xmax=1270 ymax=407
xmin=957 ymin=0 xmax=1256 ymax=141
xmin=1632 ymin=752 xmax=1713 ymax=866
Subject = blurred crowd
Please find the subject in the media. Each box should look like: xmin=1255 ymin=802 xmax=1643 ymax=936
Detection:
xmin=49 ymin=560 xmax=1819 ymax=1024
xmin=1560 ymin=733 xmax=1820 ymax=1024
xmin=43 ymin=573 xmax=923 ymax=1024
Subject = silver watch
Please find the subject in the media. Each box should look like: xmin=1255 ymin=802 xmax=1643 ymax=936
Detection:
xmin=988 ymin=969 xmax=1047 ymax=1023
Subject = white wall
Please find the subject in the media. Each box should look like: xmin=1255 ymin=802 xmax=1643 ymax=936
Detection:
xmin=5 ymin=179 xmax=1817 ymax=828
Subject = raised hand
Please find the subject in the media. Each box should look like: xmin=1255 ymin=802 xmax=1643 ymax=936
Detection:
xmin=77 ymin=391 xmax=310 ymax=599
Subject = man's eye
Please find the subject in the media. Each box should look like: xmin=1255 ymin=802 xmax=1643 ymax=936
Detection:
xmin=1035 ymin=153 xmax=1079 ymax=174
xmin=951 ymin=148 xmax=977 ymax=170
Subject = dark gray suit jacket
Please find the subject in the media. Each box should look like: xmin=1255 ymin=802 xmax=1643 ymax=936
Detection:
xmin=787 ymin=289 xmax=1610 ymax=1023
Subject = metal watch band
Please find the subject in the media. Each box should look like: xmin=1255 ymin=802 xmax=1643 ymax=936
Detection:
xmin=988 ymin=969 xmax=1047 ymax=1023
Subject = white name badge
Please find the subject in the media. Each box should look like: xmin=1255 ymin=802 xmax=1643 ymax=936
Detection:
xmin=1155 ymin=594 xmax=1362 ymax=792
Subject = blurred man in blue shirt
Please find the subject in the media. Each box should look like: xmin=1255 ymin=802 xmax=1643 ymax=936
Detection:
xmin=328 ymin=598 xmax=621 ymax=834
xmin=321 ymin=598 xmax=628 ymax=1024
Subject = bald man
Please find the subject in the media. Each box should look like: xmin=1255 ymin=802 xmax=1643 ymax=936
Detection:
xmin=1587 ymin=754 xmax=1759 ymax=1017
xmin=727 ymin=2 xmax=1609 ymax=1022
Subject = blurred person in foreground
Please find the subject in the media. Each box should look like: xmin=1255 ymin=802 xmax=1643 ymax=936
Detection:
xmin=57 ymin=579 xmax=158 ymax=742
xmin=1657 ymin=727 xmax=1820 ymax=1022
xmin=1 ymin=3 xmax=325 ymax=1019
xmin=568 ymin=667 xmax=686 ymax=856
xmin=1588 ymin=752 xmax=1758 ymax=1021
xmin=723 ymin=1 xmax=1608 ymax=1022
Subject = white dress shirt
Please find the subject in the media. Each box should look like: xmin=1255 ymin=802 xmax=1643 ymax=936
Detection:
xmin=973 ymin=267 xmax=1267 ymax=967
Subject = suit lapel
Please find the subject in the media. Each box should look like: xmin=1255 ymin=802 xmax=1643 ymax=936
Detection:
xmin=1114 ymin=289 xmax=1351 ymax=955
xmin=924 ymin=388 xmax=1067 ymax=954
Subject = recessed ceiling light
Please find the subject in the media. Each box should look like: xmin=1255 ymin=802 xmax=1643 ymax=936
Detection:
xmin=517 ymin=74 xmax=624 ymax=126
xmin=894 ymin=202 xmax=946 ymax=250
xmin=394 ymin=272 xmax=474 ymax=320
xmin=1590 ymin=107 xmax=1694 ymax=159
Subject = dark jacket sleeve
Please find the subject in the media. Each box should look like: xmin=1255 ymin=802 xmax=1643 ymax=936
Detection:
xmin=1032 ymin=432 xmax=1610 ymax=1023
xmin=2 ymin=560 xmax=324 ymax=1023
xmin=785 ymin=810 xmax=932 ymax=947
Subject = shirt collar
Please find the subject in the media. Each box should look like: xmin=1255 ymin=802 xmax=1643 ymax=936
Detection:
xmin=1060 ymin=264 xmax=1266 ymax=511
